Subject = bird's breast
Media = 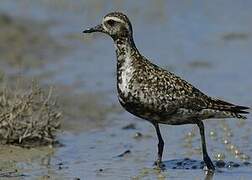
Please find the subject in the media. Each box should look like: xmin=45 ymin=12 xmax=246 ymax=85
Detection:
xmin=117 ymin=55 xmax=135 ymax=98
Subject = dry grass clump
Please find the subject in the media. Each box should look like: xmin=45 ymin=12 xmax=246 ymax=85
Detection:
xmin=0 ymin=83 xmax=61 ymax=147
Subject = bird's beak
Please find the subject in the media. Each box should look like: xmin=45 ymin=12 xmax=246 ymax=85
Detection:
xmin=82 ymin=24 xmax=104 ymax=33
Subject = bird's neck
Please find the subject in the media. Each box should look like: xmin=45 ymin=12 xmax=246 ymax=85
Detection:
xmin=114 ymin=36 xmax=139 ymax=62
xmin=114 ymin=36 xmax=139 ymax=98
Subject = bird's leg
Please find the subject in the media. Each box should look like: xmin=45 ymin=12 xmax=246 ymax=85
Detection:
xmin=152 ymin=122 xmax=165 ymax=169
xmin=196 ymin=121 xmax=215 ymax=171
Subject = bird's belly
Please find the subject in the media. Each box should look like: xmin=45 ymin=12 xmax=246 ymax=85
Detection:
xmin=118 ymin=91 xmax=195 ymax=125
xmin=118 ymin=92 xmax=199 ymax=125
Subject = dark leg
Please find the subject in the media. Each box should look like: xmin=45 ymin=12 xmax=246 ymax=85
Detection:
xmin=196 ymin=121 xmax=215 ymax=171
xmin=152 ymin=122 xmax=165 ymax=169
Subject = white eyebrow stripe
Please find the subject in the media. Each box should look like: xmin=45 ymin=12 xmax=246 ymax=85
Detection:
xmin=103 ymin=16 xmax=125 ymax=24
xmin=102 ymin=21 xmax=109 ymax=32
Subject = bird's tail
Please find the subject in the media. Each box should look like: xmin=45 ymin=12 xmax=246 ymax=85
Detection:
xmin=209 ymin=98 xmax=250 ymax=119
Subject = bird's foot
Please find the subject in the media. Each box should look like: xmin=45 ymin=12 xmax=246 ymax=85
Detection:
xmin=203 ymin=156 xmax=215 ymax=172
xmin=204 ymin=164 xmax=215 ymax=172
xmin=153 ymin=160 xmax=166 ymax=170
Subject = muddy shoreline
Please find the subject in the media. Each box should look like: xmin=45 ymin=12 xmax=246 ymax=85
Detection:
xmin=0 ymin=1 xmax=251 ymax=179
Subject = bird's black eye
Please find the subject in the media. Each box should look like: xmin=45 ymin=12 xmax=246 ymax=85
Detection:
xmin=107 ymin=19 xmax=116 ymax=26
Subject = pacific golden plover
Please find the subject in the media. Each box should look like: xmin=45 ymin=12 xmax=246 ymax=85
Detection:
xmin=83 ymin=12 xmax=250 ymax=171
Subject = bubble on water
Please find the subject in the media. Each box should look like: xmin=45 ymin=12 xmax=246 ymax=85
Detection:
xmin=223 ymin=139 xmax=230 ymax=145
xmin=240 ymin=154 xmax=250 ymax=161
xmin=133 ymin=132 xmax=143 ymax=139
xmin=186 ymin=131 xmax=195 ymax=138
xmin=209 ymin=130 xmax=216 ymax=137
xmin=215 ymin=153 xmax=225 ymax=161
xmin=227 ymin=144 xmax=236 ymax=151
xmin=234 ymin=149 xmax=241 ymax=156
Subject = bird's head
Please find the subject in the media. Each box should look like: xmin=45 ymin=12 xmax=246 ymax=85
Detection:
xmin=83 ymin=12 xmax=133 ymax=39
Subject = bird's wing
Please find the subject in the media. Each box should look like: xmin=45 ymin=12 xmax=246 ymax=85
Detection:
xmin=166 ymin=73 xmax=250 ymax=118
xmin=163 ymin=72 xmax=250 ymax=114
xmin=137 ymin=57 xmax=250 ymax=116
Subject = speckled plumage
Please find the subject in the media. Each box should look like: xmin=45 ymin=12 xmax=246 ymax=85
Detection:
xmin=83 ymin=12 xmax=250 ymax=171
xmin=115 ymin=33 xmax=248 ymax=126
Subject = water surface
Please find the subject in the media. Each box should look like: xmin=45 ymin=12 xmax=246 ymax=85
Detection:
xmin=0 ymin=0 xmax=251 ymax=179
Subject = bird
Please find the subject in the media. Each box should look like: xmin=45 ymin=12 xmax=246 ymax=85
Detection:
xmin=82 ymin=12 xmax=250 ymax=171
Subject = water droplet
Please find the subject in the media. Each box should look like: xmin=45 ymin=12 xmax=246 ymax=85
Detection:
xmin=215 ymin=153 xmax=225 ymax=160
xmin=223 ymin=139 xmax=230 ymax=145
xmin=209 ymin=130 xmax=216 ymax=137
xmin=234 ymin=149 xmax=241 ymax=155
xmin=186 ymin=131 xmax=194 ymax=138
xmin=133 ymin=132 xmax=143 ymax=139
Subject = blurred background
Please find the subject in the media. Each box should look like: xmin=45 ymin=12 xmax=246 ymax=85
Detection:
xmin=0 ymin=0 xmax=251 ymax=179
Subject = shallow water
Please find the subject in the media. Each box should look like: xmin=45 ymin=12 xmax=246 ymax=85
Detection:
xmin=0 ymin=0 xmax=252 ymax=179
